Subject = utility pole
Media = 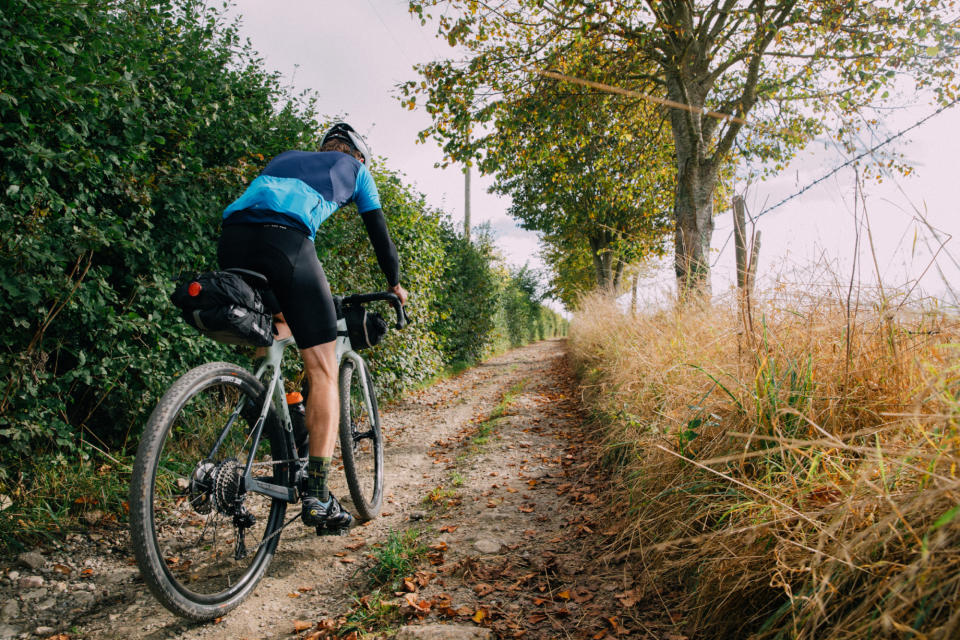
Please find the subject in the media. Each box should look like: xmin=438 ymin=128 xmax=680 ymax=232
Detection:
xmin=464 ymin=162 xmax=471 ymax=242
xmin=464 ymin=128 xmax=471 ymax=242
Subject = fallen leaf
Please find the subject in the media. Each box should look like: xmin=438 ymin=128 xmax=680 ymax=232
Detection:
xmin=439 ymin=525 xmax=458 ymax=533
xmin=297 ymin=586 xmax=314 ymax=593
xmin=472 ymin=609 xmax=487 ymax=623
xmin=473 ymin=582 xmax=495 ymax=596
xmin=52 ymin=564 xmax=72 ymax=575
xmin=572 ymin=587 xmax=594 ymax=604
xmin=287 ymin=592 xmax=300 ymax=598
xmin=293 ymin=620 xmax=313 ymax=632
xmin=414 ymin=571 xmax=434 ymax=587
xmin=615 ymin=588 xmax=643 ymax=608
xmin=404 ymin=592 xmax=431 ymax=613
xmin=557 ymin=590 xmax=571 ymax=600
xmin=403 ymin=578 xmax=417 ymax=592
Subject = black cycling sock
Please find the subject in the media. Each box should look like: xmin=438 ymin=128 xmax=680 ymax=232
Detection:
xmin=306 ymin=456 xmax=331 ymax=502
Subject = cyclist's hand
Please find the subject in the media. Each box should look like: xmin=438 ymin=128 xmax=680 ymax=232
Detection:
xmin=389 ymin=284 xmax=408 ymax=306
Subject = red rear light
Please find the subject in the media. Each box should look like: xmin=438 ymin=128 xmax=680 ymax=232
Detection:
xmin=188 ymin=281 xmax=202 ymax=297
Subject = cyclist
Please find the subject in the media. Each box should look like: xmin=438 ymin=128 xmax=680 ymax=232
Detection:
xmin=217 ymin=123 xmax=408 ymax=533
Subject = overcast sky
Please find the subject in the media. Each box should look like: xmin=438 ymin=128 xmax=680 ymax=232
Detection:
xmin=226 ymin=1 xmax=960 ymax=307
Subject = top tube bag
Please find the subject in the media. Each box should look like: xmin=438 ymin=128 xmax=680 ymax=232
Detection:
xmin=171 ymin=271 xmax=273 ymax=347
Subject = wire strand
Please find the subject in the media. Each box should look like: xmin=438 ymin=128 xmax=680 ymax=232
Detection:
xmin=753 ymin=98 xmax=960 ymax=220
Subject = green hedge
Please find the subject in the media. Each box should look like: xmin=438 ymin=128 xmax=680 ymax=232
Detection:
xmin=0 ymin=0 xmax=563 ymax=544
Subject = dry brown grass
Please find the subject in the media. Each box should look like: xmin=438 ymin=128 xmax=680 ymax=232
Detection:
xmin=569 ymin=286 xmax=960 ymax=639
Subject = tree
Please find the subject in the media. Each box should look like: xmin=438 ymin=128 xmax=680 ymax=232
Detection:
xmin=405 ymin=0 xmax=960 ymax=295
xmin=404 ymin=40 xmax=675 ymax=297
xmin=487 ymin=51 xmax=675 ymax=294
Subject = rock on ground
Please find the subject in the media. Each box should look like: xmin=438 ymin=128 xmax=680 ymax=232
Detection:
xmin=472 ymin=539 xmax=501 ymax=554
xmin=395 ymin=624 xmax=494 ymax=640
xmin=16 ymin=553 xmax=44 ymax=571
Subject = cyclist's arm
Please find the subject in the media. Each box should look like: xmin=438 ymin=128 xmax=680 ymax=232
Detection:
xmin=353 ymin=165 xmax=401 ymax=289
xmin=359 ymin=208 xmax=400 ymax=287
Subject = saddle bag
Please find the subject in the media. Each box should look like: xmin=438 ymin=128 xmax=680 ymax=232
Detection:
xmin=343 ymin=303 xmax=387 ymax=350
xmin=171 ymin=271 xmax=274 ymax=347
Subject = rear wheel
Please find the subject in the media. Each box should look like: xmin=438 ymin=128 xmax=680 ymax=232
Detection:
xmin=129 ymin=362 xmax=291 ymax=621
xmin=338 ymin=358 xmax=384 ymax=521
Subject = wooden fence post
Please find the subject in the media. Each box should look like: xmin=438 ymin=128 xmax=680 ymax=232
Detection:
xmin=733 ymin=196 xmax=748 ymax=291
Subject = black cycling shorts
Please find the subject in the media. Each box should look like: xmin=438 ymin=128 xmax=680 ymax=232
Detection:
xmin=217 ymin=223 xmax=337 ymax=349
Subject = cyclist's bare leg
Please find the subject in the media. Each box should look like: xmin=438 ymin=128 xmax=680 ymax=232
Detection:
xmin=300 ymin=340 xmax=338 ymax=458
xmin=300 ymin=339 xmax=352 ymax=528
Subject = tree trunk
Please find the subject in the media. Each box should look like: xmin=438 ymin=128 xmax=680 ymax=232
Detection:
xmin=589 ymin=233 xmax=618 ymax=291
xmin=673 ymin=158 xmax=716 ymax=296
xmin=665 ymin=70 xmax=717 ymax=299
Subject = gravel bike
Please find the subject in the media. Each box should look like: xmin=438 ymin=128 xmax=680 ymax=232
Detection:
xmin=129 ymin=271 xmax=407 ymax=620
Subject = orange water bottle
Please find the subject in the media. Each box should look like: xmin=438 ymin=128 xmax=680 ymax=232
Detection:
xmin=286 ymin=392 xmax=308 ymax=455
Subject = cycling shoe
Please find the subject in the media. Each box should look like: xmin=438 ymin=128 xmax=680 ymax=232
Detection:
xmin=302 ymin=494 xmax=354 ymax=535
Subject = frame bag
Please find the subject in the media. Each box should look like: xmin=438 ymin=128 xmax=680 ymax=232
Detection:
xmin=171 ymin=271 xmax=273 ymax=347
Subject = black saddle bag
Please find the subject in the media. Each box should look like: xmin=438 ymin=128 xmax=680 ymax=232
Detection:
xmin=171 ymin=271 xmax=273 ymax=347
xmin=343 ymin=303 xmax=387 ymax=350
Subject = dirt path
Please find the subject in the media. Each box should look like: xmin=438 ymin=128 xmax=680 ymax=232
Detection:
xmin=1 ymin=340 xmax=678 ymax=639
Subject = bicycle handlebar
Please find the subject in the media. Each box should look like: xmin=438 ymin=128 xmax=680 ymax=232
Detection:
xmin=342 ymin=292 xmax=410 ymax=330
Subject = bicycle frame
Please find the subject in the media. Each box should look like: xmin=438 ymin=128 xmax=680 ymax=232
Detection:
xmin=237 ymin=316 xmax=375 ymax=504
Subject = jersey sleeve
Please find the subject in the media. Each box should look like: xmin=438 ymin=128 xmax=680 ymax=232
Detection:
xmin=352 ymin=165 xmax=382 ymax=213
xmin=360 ymin=208 xmax=400 ymax=287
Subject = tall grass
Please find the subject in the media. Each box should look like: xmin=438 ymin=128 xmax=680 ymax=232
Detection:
xmin=569 ymin=286 xmax=960 ymax=639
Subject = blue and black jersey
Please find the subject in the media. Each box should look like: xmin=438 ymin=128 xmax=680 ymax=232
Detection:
xmin=223 ymin=150 xmax=381 ymax=240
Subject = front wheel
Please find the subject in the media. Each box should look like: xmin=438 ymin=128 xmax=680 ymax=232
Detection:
xmin=338 ymin=358 xmax=384 ymax=521
xmin=129 ymin=362 xmax=291 ymax=621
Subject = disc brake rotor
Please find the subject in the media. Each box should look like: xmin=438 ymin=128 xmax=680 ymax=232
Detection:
xmin=188 ymin=461 xmax=216 ymax=514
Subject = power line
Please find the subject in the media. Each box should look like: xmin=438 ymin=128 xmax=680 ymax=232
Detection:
xmin=537 ymin=69 xmax=798 ymax=137
xmin=364 ymin=0 xmax=417 ymax=67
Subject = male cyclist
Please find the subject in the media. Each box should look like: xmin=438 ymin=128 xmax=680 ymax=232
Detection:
xmin=218 ymin=123 xmax=408 ymax=533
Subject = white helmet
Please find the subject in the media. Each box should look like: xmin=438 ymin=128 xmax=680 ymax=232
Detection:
xmin=321 ymin=122 xmax=371 ymax=164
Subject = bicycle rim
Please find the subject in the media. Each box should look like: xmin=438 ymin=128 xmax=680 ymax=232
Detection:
xmin=131 ymin=363 xmax=289 ymax=619
xmin=339 ymin=359 xmax=384 ymax=520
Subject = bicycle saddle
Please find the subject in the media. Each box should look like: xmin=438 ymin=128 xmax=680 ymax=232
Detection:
xmin=223 ymin=268 xmax=269 ymax=289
